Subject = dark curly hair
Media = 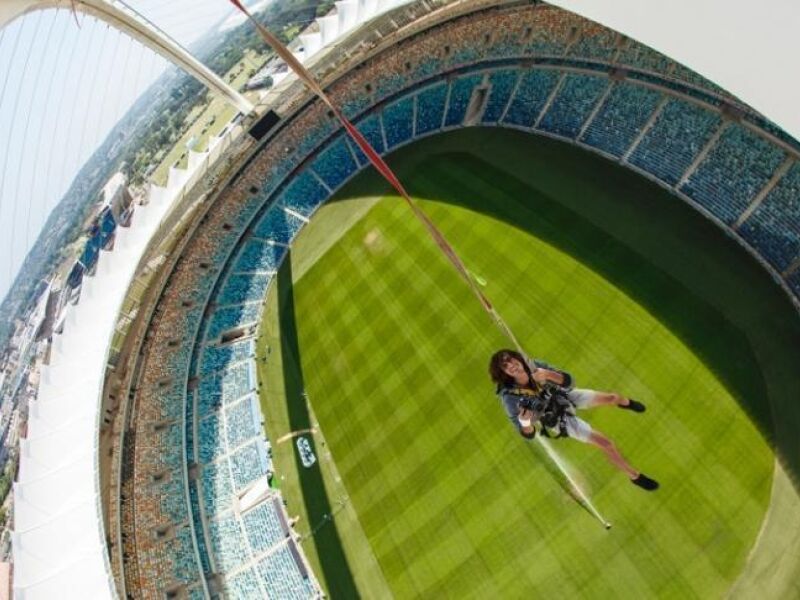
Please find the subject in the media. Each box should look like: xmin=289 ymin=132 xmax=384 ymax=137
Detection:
xmin=488 ymin=349 xmax=531 ymax=387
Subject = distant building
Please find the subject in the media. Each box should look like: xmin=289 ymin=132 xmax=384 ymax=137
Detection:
xmin=101 ymin=172 xmax=133 ymax=226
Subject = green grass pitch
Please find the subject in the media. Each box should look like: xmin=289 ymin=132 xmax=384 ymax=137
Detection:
xmin=256 ymin=129 xmax=800 ymax=598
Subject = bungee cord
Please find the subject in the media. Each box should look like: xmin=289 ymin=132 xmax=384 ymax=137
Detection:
xmin=228 ymin=0 xmax=611 ymax=528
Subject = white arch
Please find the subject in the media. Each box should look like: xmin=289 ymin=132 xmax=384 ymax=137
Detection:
xmin=0 ymin=0 xmax=254 ymax=114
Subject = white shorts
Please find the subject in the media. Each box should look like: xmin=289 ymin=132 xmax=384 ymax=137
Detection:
xmin=562 ymin=388 xmax=599 ymax=443
xmin=562 ymin=415 xmax=593 ymax=442
xmin=566 ymin=388 xmax=600 ymax=409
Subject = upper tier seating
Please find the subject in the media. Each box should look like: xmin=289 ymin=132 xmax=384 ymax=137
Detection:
xmin=740 ymin=162 xmax=800 ymax=271
xmin=682 ymin=124 xmax=786 ymax=225
xmin=537 ymin=72 xmax=610 ymax=139
xmin=628 ymin=98 xmax=721 ymax=185
xmin=581 ymin=82 xmax=662 ymax=157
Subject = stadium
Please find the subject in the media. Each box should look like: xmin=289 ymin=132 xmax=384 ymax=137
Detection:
xmin=1 ymin=0 xmax=800 ymax=598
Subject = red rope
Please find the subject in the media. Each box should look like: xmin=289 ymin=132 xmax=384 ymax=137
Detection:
xmin=229 ymin=0 xmax=527 ymax=354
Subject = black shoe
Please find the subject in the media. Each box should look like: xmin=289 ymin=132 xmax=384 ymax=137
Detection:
xmin=631 ymin=473 xmax=659 ymax=491
xmin=620 ymin=398 xmax=646 ymax=413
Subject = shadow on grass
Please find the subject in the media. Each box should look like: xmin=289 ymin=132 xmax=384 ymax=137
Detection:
xmin=276 ymin=251 xmax=359 ymax=598
xmin=332 ymin=127 xmax=800 ymax=488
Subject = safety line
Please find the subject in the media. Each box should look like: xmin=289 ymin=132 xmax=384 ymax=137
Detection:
xmin=228 ymin=0 xmax=611 ymax=528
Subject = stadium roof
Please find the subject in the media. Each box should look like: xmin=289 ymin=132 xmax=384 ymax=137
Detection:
xmin=552 ymin=0 xmax=800 ymax=142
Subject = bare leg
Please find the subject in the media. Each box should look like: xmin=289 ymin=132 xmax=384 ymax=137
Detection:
xmin=586 ymin=430 xmax=638 ymax=479
xmin=590 ymin=392 xmax=629 ymax=407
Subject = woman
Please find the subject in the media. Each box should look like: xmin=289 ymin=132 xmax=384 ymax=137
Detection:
xmin=489 ymin=349 xmax=659 ymax=491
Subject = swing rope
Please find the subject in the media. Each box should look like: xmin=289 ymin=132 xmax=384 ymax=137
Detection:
xmin=229 ymin=0 xmax=610 ymax=529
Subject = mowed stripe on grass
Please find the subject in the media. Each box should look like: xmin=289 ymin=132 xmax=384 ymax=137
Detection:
xmin=260 ymin=141 xmax=775 ymax=597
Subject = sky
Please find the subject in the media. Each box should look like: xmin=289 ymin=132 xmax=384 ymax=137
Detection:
xmin=0 ymin=0 xmax=258 ymax=304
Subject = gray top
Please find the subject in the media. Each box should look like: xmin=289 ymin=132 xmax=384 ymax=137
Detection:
xmin=497 ymin=359 xmax=572 ymax=436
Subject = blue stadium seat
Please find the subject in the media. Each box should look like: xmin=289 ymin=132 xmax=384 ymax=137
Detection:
xmin=226 ymin=567 xmax=263 ymax=600
xmin=225 ymin=395 xmax=260 ymax=449
xmin=229 ymin=441 xmax=267 ymax=490
xmin=257 ymin=544 xmax=313 ymax=599
xmin=383 ymin=97 xmax=414 ymax=149
xmin=234 ymin=239 xmax=287 ymax=274
xmin=629 ymin=98 xmax=721 ymax=185
xmin=481 ymin=69 xmax=520 ymax=124
xmin=279 ymin=171 xmax=329 ymax=218
xmin=502 ymin=69 xmax=560 ymax=128
xmin=217 ymin=273 xmax=271 ymax=307
xmin=311 ymin=135 xmax=359 ymax=191
xmin=252 ymin=205 xmax=306 ymax=245
xmin=537 ymin=73 xmax=609 ymax=139
xmin=208 ymin=513 xmax=248 ymax=572
xmin=581 ymin=82 xmax=662 ymax=157
xmin=740 ymin=162 xmax=800 ymax=271
xmin=444 ymin=74 xmax=482 ymax=128
xmin=349 ymin=114 xmax=386 ymax=165
xmin=683 ymin=124 xmax=786 ymax=225
xmin=415 ymin=84 xmax=447 ymax=135
xmin=243 ymin=500 xmax=286 ymax=554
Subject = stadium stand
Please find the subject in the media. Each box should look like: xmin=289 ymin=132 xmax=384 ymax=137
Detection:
xmin=310 ymin=135 xmax=360 ymax=191
xmin=788 ymin=268 xmax=800 ymax=296
xmin=739 ymin=162 xmax=800 ymax=271
xmin=480 ymin=69 xmax=520 ymax=124
xmin=117 ymin=2 xmax=800 ymax=597
xmin=415 ymin=83 xmax=448 ymax=135
xmin=682 ymin=124 xmax=787 ymax=225
xmin=537 ymin=72 xmax=610 ymax=139
xmin=383 ymin=97 xmax=416 ymax=149
xmin=628 ymin=98 xmax=722 ymax=185
xmin=568 ymin=23 xmax=619 ymax=62
xmin=444 ymin=74 xmax=483 ymax=127
xmin=502 ymin=69 xmax=561 ymax=128
xmin=581 ymin=82 xmax=663 ymax=157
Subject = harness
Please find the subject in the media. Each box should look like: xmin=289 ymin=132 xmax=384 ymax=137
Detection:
xmin=506 ymin=383 xmax=575 ymax=438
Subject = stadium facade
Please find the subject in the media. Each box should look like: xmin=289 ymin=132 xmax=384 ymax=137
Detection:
xmin=9 ymin=0 xmax=800 ymax=598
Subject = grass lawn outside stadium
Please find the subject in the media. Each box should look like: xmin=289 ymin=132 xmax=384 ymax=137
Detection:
xmin=255 ymin=128 xmax=800 ymax=598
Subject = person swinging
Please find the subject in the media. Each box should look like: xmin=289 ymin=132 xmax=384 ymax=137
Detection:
xmin=489 ymin=349 xmax=659 ymax=491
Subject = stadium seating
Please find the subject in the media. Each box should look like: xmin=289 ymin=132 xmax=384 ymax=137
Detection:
xmin=383 ymin=97 xmax=415 ymax=149
xmin=415 ymin=83 xmax=448 ymax=135
xmin=615 ymin=40 xmax=672 ymax=77
xmin=351 ymin=114 xmax=386 ymax=164
xmin=787 ymin=269 xmax=800 ymax=296
xmin=257 ymin=544 xmax=315 ymax=599
xmin=310 ymin=135 xmax=359 ymax=191
xmin=243 ymin=500 xmax=288 ymax=554
xmin=682 ymin=124 xmax=786 ymax=225
xmin=581 ymin=82 xmax=663 ymax=157
xmin=226 ymin=395 xmax=261 ymax=448
xmin=198 ymin=415 xmax=225 ymax=463
xmin=229 ymin=441 xmax=266 ymax=490
xmin=502 ymin=69 xmax=561 ymax=128
xmin=628 ymin=98 xmax=721 ymax=185
xmin=481 ymin=69 xmax=520 ymax=124
xmin=740 ymin=162 xmax=800 ymax=271
xmin=444 ymin=74 xmax=483 ymax=127
xmin=538 ymin=73 xmax=609 ymax=139
xmin=201 ymin=339 xmax=255 ymax=375
xmin=227 ymin=568 xmax=263 ymax=600
xmin=234 ymin=239 xmax=286 ymax=274
xmin=208 ymin=513 xmax=249 ymax=572
xmin=216 ymin=272 xmax=269 ymax=306
xmin=568 ymin=24 xmax=619 ymax=62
